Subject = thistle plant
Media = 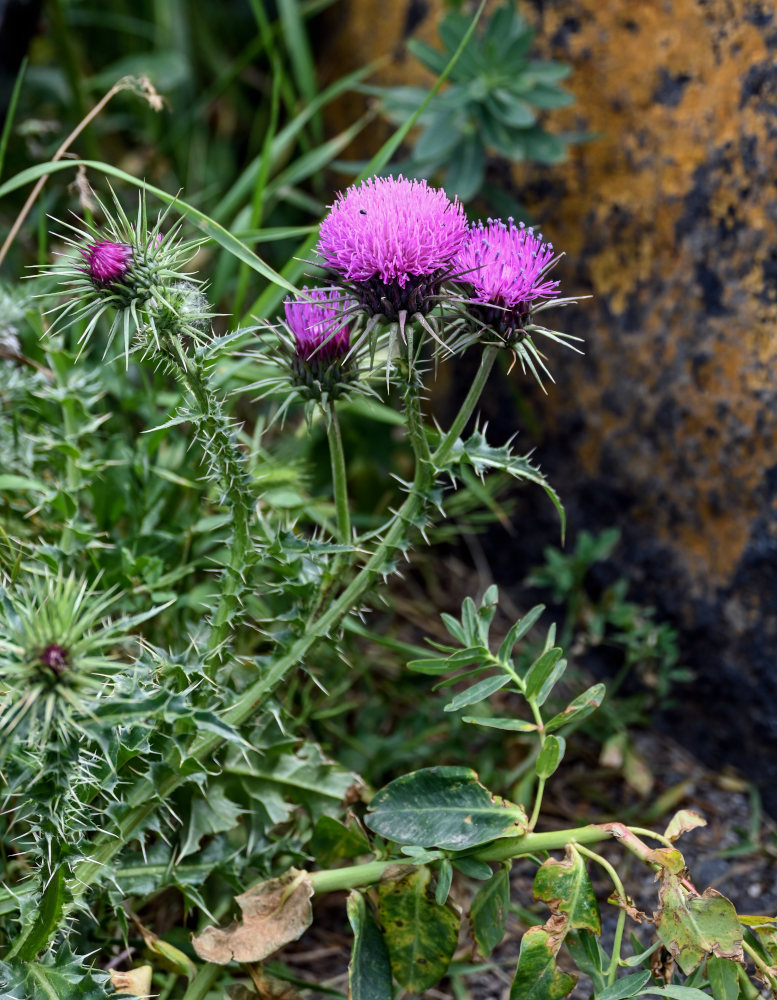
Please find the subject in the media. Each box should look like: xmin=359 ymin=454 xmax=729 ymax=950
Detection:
xmin=0 ymin=159 xmax=772 ymax=1000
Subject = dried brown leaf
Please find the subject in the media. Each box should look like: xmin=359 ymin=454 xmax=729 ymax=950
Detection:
xmin=192 ymin=869 xmax=314 ymax=964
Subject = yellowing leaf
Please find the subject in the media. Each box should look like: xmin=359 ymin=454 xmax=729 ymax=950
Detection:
xmin=534 ymin=845 xmax=601 ymax=935
xmin=377 ymin=867 xmax=459 ymax=993
xmin=509 ymin=923 xmax=577 ymax=1000
xmin=664 ymin=810 xmax=707 ymax=843
xmin=655 ymin=878 xmax=743 ymax=975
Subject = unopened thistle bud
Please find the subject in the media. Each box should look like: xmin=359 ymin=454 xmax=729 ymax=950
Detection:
xmin=285 ymin=288 xmax=354 ymax=395
xmin=44 ymin=190 xmax=208 ymax=363
xmin=80 ymin=239 xmax=133 ymax=287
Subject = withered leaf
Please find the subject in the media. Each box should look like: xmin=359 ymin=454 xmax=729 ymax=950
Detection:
xmin=664 ymin=809 xmax=706 ymax=842
xmin=192 ymin=868 xmax=313 ymax=964
xmin=646 ymin=847 xmax=686 ymax=874
xmin=109 ymin=966 xmax=153 ymax=997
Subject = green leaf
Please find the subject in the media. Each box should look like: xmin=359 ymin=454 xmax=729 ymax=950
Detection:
xmin=524 ymin=647 xmax=564 ymax=701
xmin=377 ymin=867 xmax=459 ymax=993
xmin=452 ymin=856 xmax=493 ymax=880
xmin=533 ymin=846 xmax=601 ymax=934
xmin=227 ymin=740 xmax=357 ymax=826
xmin=366 ymin=767 xmax=528 ymax=850
xmin=0 ymin=474 xmax=52 ymax=495
xmin=178 ymin=785 xmax=243 ymax=861
xmin=462 ymin=716 xmax=537 ymax=732
xmin=509 ymin=924 xmax=577 ymax=1000
xmin=655 ymin=879 xmax=743 ymax=974
xmin=10 ymin=866 xmax=66 ymax=961
xmin=536 ymin=735 xmax=566 ymax=780
xmin=435 ymin=859 xmax=453 ymax=905
xmin=470 ymin=866 xmax=510 ymax=957
xmin=444 ymin=131 xmax=486 ymax=201
xmin=310 ymin=817 xmax=371 ymax=867
xmin=347 ymin=892 xmax=393 ymax=1000
xmin=596 ymin=971 xmax=651 ymax=1000
xmin=706 ymin=956 xmax=740 ymax=1000
xmin=444 ymin=674 xmax=510 ymax=712
xmin=647 ymin=987 xmax=720 ymax=1000
xmin=448 ymin=429 xmax=565 ymax=539
xmin=497 ymin=604 xmax=545 ymax=662
xmin=489 ymin=89 xmax=537 ymax=127
xmin=545 ymin=684 xmax=606 ymax=732
xmin=565 ymin=930 xmax=607 ymax=992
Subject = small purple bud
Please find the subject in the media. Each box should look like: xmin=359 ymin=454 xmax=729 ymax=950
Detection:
xmin=40 ymin=643 xmax=68 ymax=677
xmin=285 ymin=287 xmax=351 ymax=364
xmin=80 ymin=239 xmax=133 ymax=287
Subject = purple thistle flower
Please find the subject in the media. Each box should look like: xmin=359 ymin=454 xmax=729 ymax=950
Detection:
xmin=456 ymin=219 xmax=561 ymax=341
xmin=285 ymin=287 xmax=350 ymax=365
xmin=80 ymin=239 xmax=133 ymax=287
xmin=317 ymin=175 xmax=468 ymax=319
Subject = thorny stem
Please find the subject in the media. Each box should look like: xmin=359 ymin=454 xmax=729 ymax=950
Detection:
xmin=168 ymin=341 xmax=253 ymax=661
xmin=68 ymin=341 xmax=496 ymax=911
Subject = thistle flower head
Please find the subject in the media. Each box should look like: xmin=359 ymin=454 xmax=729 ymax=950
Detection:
xmin=0 ymin=571 xmax=163 ymax=748
xmin=285 ymin=286 xmax=350 ymax=365
xmin=316 ymin=175 xmax=468 ymax=320
xmin=42 ymin=188 xmax=209 ymax=364
xmin=80 ymin=239 xmax=133 ymax=287
xmin=245 ymin=287 xmax=378 ymax=418
xmin=456 ymin=218 xmax=560 ymax=340
xmin=451 ymin=218 xmax=581 ymax=384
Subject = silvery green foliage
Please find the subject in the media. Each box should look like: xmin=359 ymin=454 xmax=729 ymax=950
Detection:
xmin=376 ymin=3 xmax=580 ymax=202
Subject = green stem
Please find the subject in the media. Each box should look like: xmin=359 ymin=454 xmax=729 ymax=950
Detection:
xmin=307 ymin=826 xmax=622 ymax=896
xmin=432 ymin=345 xmax=498 ymax=468
xmin=182 ymin=962 xmax=221 ymax=1000
xmin=325 ymin=403 xmax=351 ymax=545
xmin=743 ymin=940 xmax=777 ymax=990
xmin=528 ymin=778 xmax=546 ymax=831
xmin=574 ymin=843 xmax=629 ymax=984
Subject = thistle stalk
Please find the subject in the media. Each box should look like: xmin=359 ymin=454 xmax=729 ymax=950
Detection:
xmin=433 ymin=345 xmax=498 ymax=467
xmin=325 ymin=402 xmax=351 ymax=546
xmin=167 ymin=340 xmax=253 ymax=660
